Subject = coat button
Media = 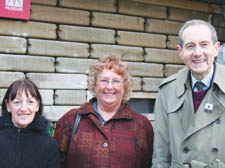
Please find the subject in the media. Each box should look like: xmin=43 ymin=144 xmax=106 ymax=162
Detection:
xmin=212 ymin=148 xmax=218 ymax=153
xmin=215 ymin=118 xmax=221 ymax=124
xmin=103 ymin=142 xmax=108 ymax=148
xmin=183 ymin=147 xmax=189 ymax=153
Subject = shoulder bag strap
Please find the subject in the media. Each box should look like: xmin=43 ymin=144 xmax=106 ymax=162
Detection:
xmin=65 ymin=112 xmax=81 ymax=168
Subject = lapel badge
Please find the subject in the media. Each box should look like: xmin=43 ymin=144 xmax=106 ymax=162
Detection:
xmin=204 ymin=103 xmax=213 ymax=113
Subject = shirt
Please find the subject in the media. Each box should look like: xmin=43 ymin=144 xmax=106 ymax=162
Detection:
xmin=191 ymin=64 xmax=214 ymax=92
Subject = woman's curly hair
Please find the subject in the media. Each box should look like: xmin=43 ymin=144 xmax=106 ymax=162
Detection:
xmin=88 ymin=55 xmax=132 ymax=102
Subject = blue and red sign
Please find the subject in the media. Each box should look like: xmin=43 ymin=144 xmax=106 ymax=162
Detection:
xmin=0 ymin=0 xmax=30 ymax=20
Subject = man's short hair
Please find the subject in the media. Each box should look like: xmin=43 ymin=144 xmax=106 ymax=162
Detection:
xmin=178 ymin=20 xmax=218 ymax=48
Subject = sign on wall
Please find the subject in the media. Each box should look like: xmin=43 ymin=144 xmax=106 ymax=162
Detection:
xmin=0 ymin=0 xmax=30 ymax=20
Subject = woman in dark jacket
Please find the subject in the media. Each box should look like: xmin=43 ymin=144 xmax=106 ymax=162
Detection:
xmin=0 ymin=79 xmax=59 ymax=168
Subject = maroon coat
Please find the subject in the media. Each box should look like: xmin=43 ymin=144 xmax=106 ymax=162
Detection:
xmin=54 ymin=99 xmax=154 ymax=168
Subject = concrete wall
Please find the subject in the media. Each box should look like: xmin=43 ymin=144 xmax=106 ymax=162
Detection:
xmin=0 ymin=0 xmax=224 ymax=122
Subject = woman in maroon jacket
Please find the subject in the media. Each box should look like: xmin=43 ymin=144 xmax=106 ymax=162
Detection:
xmin=54 ymin=55 xmax=154 ymax=168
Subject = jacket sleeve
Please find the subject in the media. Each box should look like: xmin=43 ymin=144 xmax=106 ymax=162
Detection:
xmin=47 ymin=139 xmax=60 ymax=168
xmin=152 ymin=89 xmax=171 ymax=168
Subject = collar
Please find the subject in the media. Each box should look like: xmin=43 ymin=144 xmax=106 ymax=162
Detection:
xmin=213 ymin=62 xmax=225 ymax=93
xmin=80 ymin=98 xmax=134 ymax=120
xmin=92 ymin=100 xmax=121 ymax=115
xmin=0 ymin=116 xmax=49 ymax=133
xmin=92 ymin=100 xmax=106 ymax=123
xmin=191 ymin=64 xmax=214 ymax=91
xmin=176 ymin=67 xmax=189 ymax=97
xmin=176 ymin=63 xmax=225 ymax=97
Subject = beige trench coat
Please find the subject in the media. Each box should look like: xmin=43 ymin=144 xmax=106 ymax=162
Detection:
xmin=152 ymin=63 xmax=225 ymax=168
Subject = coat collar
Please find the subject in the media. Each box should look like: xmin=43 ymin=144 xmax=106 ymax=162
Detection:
xmin=176 ymin=63 xmax=225 ymax=97
xmin=213 ymin=63 xmax=225 ymax=93
xmin=0 ymin=116 xmax=49 ymax=133
xmin=176 ymin=67 xmax=190 ymax=97
xmin=79 ymin=98 xmax=134 ymax=120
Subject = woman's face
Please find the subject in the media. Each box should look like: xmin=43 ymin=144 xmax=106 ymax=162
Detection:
xmin=95 ymin=69 xmax=125 ymax=109
xmin=6 ymin=89 xmax=39 ymax=128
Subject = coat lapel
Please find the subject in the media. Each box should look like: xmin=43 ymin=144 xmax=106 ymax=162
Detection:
xmin=176 ymin=68 xmax=194 ymax=133
xmin=183 ymin=89 xmax=224 ymax=141
xmin=181 ymin=88 xmax=195 ymax=133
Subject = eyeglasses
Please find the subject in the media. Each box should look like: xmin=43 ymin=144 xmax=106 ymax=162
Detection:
xmin=98 ymin=79 xmax=123 ymax=86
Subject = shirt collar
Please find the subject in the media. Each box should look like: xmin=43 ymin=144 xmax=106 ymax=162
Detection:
xmin=191 ymin=64 xmax=214 ymax=90
xmin=92 ymin=100 xmax=123 ymax=123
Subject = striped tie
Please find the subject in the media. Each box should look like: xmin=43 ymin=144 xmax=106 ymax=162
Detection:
xmin=195 ymin=81 xmax=205 ymax=92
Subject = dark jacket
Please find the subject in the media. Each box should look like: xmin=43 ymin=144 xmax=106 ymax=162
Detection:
xmin=0 ymin=116 xmax=60 ymax=168
xmin=54 ymin=98 xmax=154 ymax=168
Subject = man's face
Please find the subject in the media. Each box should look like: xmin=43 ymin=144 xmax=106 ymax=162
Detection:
xmin=177 ymin=24 xmax=220 ymax=80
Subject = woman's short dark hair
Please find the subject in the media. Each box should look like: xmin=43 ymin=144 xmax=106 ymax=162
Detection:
xmin=1 ymin=79 xmax=43 ymax=117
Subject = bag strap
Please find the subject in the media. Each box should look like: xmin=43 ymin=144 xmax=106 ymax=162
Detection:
xmin=65 ymin=112 xmax=81 ymax=168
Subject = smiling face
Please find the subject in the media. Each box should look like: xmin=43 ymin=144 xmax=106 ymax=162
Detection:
xmin=95 ymin=69 xmax=125 ymax=110
xmin=6 ymin=89 xmax=39 ymax=128
xmin=177 ymin=24 xmax=220 ymax=80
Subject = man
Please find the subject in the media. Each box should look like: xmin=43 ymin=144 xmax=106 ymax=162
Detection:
xmin=152 ymin=20 xmax=225 ymax=168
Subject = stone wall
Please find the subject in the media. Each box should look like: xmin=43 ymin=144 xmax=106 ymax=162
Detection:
xmin=0 ymin=0 xmax=224 ymax=122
